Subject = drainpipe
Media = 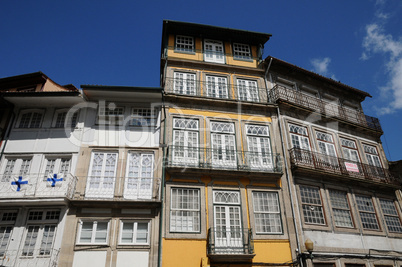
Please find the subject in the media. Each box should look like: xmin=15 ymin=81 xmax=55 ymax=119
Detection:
xmin=264 ymin=60 xmax=302 ymax=263
xmin=264 ymin=57 xmax=273 ymax=103
xmin=157 ymin=90 xmax=167 ymax=267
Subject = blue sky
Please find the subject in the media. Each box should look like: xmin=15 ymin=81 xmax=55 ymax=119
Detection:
xmin=1 ymin=0 xmax=401 ymax=161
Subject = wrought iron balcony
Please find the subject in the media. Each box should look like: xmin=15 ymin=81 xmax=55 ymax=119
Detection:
xmin=166 ymin=145 xmax=282 ymax=174
xmin=270 ymin=85 xmax=382 ymax=132
xmin=289 ymin=148 xmax=398 ymax=185
xmin=0 ymin=173 xmax=77 ymax=199
xmin=0 ymin=248 xmax=60 ymax=267
xmin=72 ymin=176 xmax=160 ymax=201
xmin=164 ymin=77 xmax=269 ymax=104
xmin=207 ymin=228 xmax=254 ymax=259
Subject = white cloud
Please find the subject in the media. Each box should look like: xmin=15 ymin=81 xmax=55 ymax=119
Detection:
xmin=311 ymin=57 xmax=331 ymax=75
xmin=362 ymin=23 xmax=402 ymax=115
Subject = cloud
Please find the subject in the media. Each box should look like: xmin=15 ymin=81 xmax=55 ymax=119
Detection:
xmin=361 ymin=22 xmax=402 ymax=115
xmin=311 ymin=57 xmax=331 ymax=75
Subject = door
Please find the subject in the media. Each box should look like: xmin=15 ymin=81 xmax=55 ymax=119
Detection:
xmin=204 ymin=40 xmax=225 ymax=64
xmin=237 ymin=79 xmax=259 ymax=102
xmin=206 ymin=76 xmax=228 ymax=99
xmin=172 ymin=122 xmax=199 ymax=165
xmin=86 ymin=152 xmax=118 ymax=198
xmin=247 ymin=135 xmax=272 ymax=170
xmin=211 ymin=133 xmax=236 ymax=168
xmin=124 ymin=153 xmax=154 ymax=200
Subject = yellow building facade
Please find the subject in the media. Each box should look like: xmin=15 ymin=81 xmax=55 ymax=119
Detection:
xmin=160 ymin=20 xmax=295 ymax=267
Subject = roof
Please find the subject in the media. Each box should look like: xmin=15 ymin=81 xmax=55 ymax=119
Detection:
xmin=81 ymin=85 xmax=163 ymax=92
xmin=266 ymin=56 xmax=372 ymax=98
xmin=162 ymin=20 xmax=272 ymax=45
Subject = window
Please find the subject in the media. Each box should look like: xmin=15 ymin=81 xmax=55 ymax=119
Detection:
xmin=175 ymin=35 xmax=194 ymax=53
xmin=0 ymin=211 xmax=18 ymax=256
xmin=289 ymin=124 xmax=310 ymax=150
xmin=211 ymin=121 xmax=236 ymax=167
xmin=233 ymin=43 xmax=251 ymax=60
xmin=120 ymin=221 xmax=150 ymax=244
xmin=174 ymin=72 xmax=196 ymax=95
xmin=252 ymin=192 xmax=282 ymax=234
xmin=86 ymin=152 xmax=118 ymax=198
xmin=98 ymin=104 xmax=124 ymax=126
xmin=206 ymin=75 xmax=228 ymax=99
xmin=328 ymin=190 xmax=353 ymax=228
xmin=355 ymin=195 xmax=379 ymax=230
xmin=316 ymin=131 xmax=338 ymax=167
xmin=22 ymin=210 xmax=60 ymax=256
xmin=363 ymin=144 xmax=382 ymax=167
xmin=17 ymin=110 xmax=44 ymax=128
xmin=130 ymin=108 xmax=157 ymax=127
xmin=170 ymin=188 xmax=200 ymax=232
xmin=299 ymin=185 xmax=325 ymax=225
xmin=172 ymin=118 xmax=199 ymax=165
xmin=341 ymin=138 xmax=360 ymax=162
xmin=43 ymin=157 xmax=71 ymax=179
xmin=237 ymin=79 xmax=259 ymax=102
xmin=204 ymin=40 xmax=225 ymax=64
xmin=78 ymin=221 xmax=109 ymax=244
xmin=379 ymin=199 xmax=402 ymax=233
xmin=53 ymin=109 xmax=79 ymax=128
xmin=124 ymin=152 xmax=154 ymax=200
xmin=2 ymin=158 xmax=31 ymax=182
xmin=246 ymin=125 xmax=272 ymax=170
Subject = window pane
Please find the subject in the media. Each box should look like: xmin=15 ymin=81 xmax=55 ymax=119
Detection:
xmin=136 ymin=223 xmax=148 ymax=244
xmin=80 ymin=222 xmax=93 ymax=243
xmin=253 ymin=192 xmax=282 ymax=233
xmin=22 ymin=225 xmax=39 ymax=256
xmin=300 ymin=186 xmax=325 ymax=225
xmin=95 ymin=222 xmax=108 ymax=243
xmin=121 ymin=222 xmax=134 ymax=243
xmin=170 ymin=188 xmax=200 ymax=232
xmin=329 ymin=190 xmax=353 ymax=228
xmin=40 ymin=225 xmax=55 ymax=255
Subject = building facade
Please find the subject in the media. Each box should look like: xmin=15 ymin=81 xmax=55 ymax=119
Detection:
xmin=159 ymin=20 xmax=295 ymax=267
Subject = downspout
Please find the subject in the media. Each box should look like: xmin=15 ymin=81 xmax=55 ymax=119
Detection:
xmin=264 ymin=59 xmax=302 ymax=262
xmin=157 ymin=89 xmax=167 ymax=267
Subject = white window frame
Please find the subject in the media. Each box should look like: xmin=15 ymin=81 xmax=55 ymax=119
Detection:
xmin=130 ymin=108 xmax=158 ymax=127
xmin=289 ymin=124 xmax=310 ymax=150
xmin=124 ymin=152 xmax=154 ymax=200
xmin=233 ymin=43 xmax=251 ymax=60
xmin=0 ymin=210 xmax=18 ymax=257
xmin=206 ymin=75 xmax=228 ymax=99
xmin=170 ymin=188 xmax=200 ymax=233
xmin=246 ymin=125 xmax=273 ymax=170
xmin=316 ymin=131 xmax=338 ymax=167
xmin=1 ymin=158 xmax=32 ymax=182
xmin=175 ymin=35 xmax=194 ymax=53
xmin=16 ymin=109 xmax=44 ymax=129
xmin=204 ymin=39 xmax=225 ymax=64
xmin=119 ymin=220 xmax=150 ymax=245
xmin=341 ymin=138 xmax=360 ymax=162
xmin=363 ymin=144 xmax=382 ymax=167
xmin=52 ymin=109 xmax=79 ymax=128
xmin=252 ymin=191 xmax=282 ymax=234
xmin=77 ymin=220 xmax=110 ymax=245
xmin=174 ymin=72 xmax=196 ymax=95
xmin=97 ymin=104 xmax=125 ymax=126
xmin=237 ymin=79 xmax=259 ymax=102
xmin=210 ymin=121 xmax=237 ymax=168
xmin=42 ymin=157 xmax=71 ymax=180
xmin=172 ymin=118 xmax=199 ymax=165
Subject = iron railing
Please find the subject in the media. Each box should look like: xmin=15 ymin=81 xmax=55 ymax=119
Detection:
xmin=0 ymin=173 xmax=77 ymax=199
xmin=164 ymin=77 xmax=269 ymax=104
xmin=167 ymin=46 xmax=261 ymax=61
xmin=166 ymin=146 xmax=282 ymax=173
xmin=289 ymin=148 xmax=398 ymax=185
xmin=0 ymin=248 xmax=60 ymax=267
xmin=207 ymin=228 xmax=254 ymax=255
xmin=73 ymin=176 xmax=161 ymax=200
xmin=270 ymin=85 xmax=382 ymax=132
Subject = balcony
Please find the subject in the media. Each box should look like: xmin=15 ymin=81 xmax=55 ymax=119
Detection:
xmin=207 ymin=228 xmax=254 ymax=262
xmin=270 ymin=85 xmax=383 ymax=133
xmin=164 ymin=77 xmax=269 ymax=104
xmin=289 ymin=148 xmax=398 ymax=186
xmin=0 ymin=173 xmax=77 ymax=200
xmin=166 ymin=146 xmax=282 ymax=178
xmin=0 ymin=249 xmax=60 ymax=267
xmin=72 ymin=176 xmax=161 ymax=201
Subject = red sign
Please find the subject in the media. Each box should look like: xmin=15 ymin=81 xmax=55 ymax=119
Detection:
xmin=345 ymin=162 xmax=359 ymax=173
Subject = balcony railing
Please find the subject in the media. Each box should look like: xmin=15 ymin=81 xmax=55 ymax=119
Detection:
xmin=0 ymin=248 xmax=60 ymax=267
xmin=166 ymin=146 xmax=282 ymax=173
xmin=270 ymin=85 xmax=382 ymax=132
xmin=73 ymin=176 xmax=160 ymax=200
xmin=289 ymin=148 xmax=398 ymax=185
xmin=164 ymin=78 xmax=269 ymax=104
xmin=0 ymin=173 xmax=77 ymax=199
xmin=207 ymin=228 xmax=254 ymax=255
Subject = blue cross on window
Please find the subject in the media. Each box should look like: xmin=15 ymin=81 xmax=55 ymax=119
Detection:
xmin=47 ymin=174 xmax=63 ymax=187
xmin=11 ymin=176 xmax=28 ymax=191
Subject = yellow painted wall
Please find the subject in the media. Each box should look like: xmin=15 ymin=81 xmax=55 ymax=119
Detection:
xmin=166 ymin=35 xmax=258 ymax=68
xmin=162 ymin=239 xmax=207 ymax=267
xmin=253 ymin=240 xmax=292 ymax=263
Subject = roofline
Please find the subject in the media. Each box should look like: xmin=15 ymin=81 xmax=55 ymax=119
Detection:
xmin=0 ymin=91 xmax=81 ymax=97
xmin=266 ymin=56 xmax=372 ymax=98
xmin=81 ymin=85 xmax=163 ymax=92
xmin=0 ymin=71 xmax=48 ymax=82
